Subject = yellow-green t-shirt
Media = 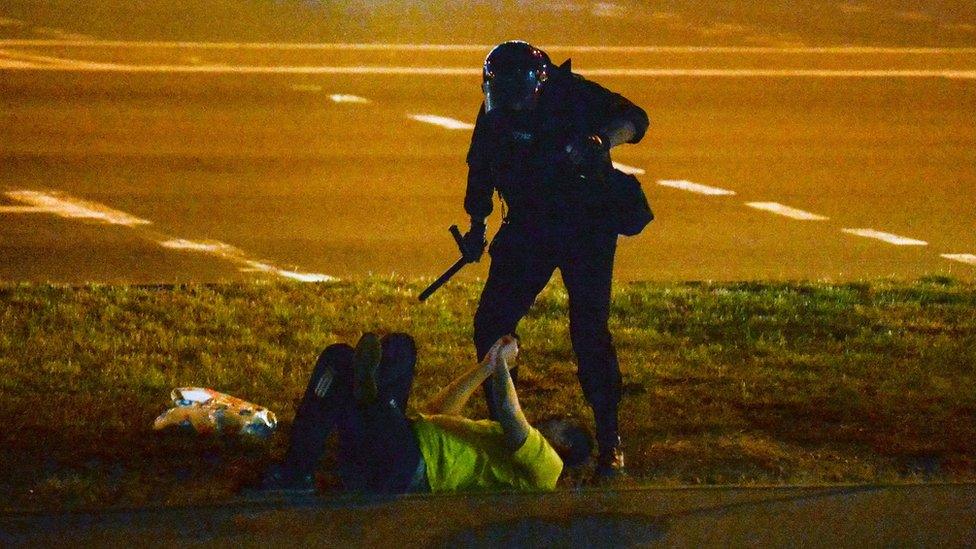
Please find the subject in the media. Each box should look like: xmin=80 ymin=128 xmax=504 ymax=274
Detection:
xmin=410 ymin=413 xmax=563 ymax=492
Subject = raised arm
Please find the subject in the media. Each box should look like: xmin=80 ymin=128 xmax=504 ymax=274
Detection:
xmin=423 ymin=336 xmax=518 ymax=416
xmin=422 ymin=359 xmax=492 ymax=416
xmin=558 ymin=64 xmax=650 ymax=173
xmin=490 ymin=343 xmax=531 ymax=452
xmin=571 ymin=69 xmax=649 ymax=148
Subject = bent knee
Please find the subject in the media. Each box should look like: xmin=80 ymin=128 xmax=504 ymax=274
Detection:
xmin=318 ymin=342 xmax=354 ymax=362
xmin=382 ymin=333 xmax=416 ymax=354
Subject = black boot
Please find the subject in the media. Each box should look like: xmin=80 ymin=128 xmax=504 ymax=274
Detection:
xmin=595 ymin=446 xmax=625 ymax=481
xmin=593 ymin=435 xmax=626 ymax=483
xmin=592 ymin=401 xmax=626 ymax=482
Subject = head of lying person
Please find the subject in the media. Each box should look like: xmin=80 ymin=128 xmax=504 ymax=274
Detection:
xmin=535 ymin=417 xmax=595 ymax=469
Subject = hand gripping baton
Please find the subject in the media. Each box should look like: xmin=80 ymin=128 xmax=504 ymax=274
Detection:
xmin=419 ymin=225 xmax=470 ymax=302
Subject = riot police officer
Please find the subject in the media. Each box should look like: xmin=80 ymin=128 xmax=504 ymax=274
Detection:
xmin=460 ymin=40 xmax=649 ymax=480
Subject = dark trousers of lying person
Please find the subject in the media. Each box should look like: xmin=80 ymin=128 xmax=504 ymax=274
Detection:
xmin=277 ymin=334 xmax=426 ymax=493
xmin=264 ymin=333 xmax=584 ymax=494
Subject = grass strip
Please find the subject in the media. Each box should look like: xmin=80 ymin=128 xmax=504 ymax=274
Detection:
xmin=0 ymin=276 xmax=973 ymax=510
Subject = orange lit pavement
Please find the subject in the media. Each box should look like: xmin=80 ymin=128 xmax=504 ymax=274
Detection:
xmin=2 ymin=4 xmax=975 ymax=283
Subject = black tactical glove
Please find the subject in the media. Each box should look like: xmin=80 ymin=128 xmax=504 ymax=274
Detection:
xmin=563 ymin=133 xmax=611 ymax=172
xmin=460 ymin=219 xmax=487 ymax=262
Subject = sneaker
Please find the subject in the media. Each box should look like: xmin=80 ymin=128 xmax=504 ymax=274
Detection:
xmin=593 ymin=446 xmax=627 ymax=484
xmin=256 ymin=463 xmax=315 ymax=497
xmin=353 ymin=332 xmax=383 ymax=405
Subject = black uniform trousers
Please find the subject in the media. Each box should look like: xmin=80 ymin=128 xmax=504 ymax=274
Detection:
xmin=474 ymin=221 xmax=622 ymax=451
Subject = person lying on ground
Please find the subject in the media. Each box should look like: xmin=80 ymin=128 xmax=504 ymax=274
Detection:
xmin=260 ymin=332 xmax=593 ymax=494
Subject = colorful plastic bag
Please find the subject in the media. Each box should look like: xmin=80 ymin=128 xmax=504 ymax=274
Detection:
xmin=153 ymin=387 xmax=277 ymax=439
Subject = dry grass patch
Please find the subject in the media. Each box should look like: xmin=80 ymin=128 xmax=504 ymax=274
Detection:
xmin=0 ymin=276 xmax=974 ymax=510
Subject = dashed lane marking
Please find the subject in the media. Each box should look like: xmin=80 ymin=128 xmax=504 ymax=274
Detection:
xmin=612 ymin=162 xmax=646 ymax=175
xmin=329 ymin=94 xmax=371 ymax=103
xmin=841 ymin=228 xmax=928 ymax=246
xmin=408 ymin=114 xmax=475 ymax=130
xmin=942 ymin=254 xmax=976 ymax=266
xmin=657 ymin=180 xmax=736 ymax=195
xmin=400 ymin=121 xmax=650 ymax=176
xmin=5 ymin=190 xmax=151 ymax=226
xmin=401 ymin=113 xmax=652 ymax=173
xmin=289 ymin=85 xmax=372 ymax=103
xmin=745 ymin=202 xmax=829 ymax=220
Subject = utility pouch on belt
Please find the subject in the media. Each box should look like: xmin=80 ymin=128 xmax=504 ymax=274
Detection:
xmin=608 ymin=168 xmax=654 ymax=236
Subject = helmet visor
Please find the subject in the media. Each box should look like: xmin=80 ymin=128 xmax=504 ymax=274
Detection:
xmin=483 ymin=70 xmax=542 ymax=113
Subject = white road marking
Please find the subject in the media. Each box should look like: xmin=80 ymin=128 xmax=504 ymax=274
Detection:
xmin=242 ymin=260 xmax=335 ymax=282
xmin=0 ymin=48 xmax=121 ymax=69
xmin=592 ymin=2 xmax=626 ymax=18
xmin=160 ymin=239 xmax=238 ymax=254
xmin=0 ymin=205 xmax=54 ymax=213
xmin=0 ymin=63 xmax=477 ymax=75
xmin=580 ymin=68 xmax=976 ymax=79
xmin=3 ymin=62 xmax=976 ymax=79
xmin=408 ymin=114 xmax=475 ymax=130
xmin=163 ymin=239 xmax=336 ymax=281
xmin=290 ymin=83 xmax=322 ymax=92
xmin=5 ymin=190 xmax=151 ymax=226
xmin=657 ymin=180 xmax=736 ymax=195
xmin=290 ymin=85 xmax=372 ymax=103
xmin=612 ymin=162 xmax=646 ymax=175
xmin=3 ymin=191 xmax=335 ymax=281
xmin=329 ymin=94 xmax=371 ymax=103
xmin=941 ymin=254 xmax=976 ymax=266
xmin=745 ymin=202 xmax=829 ymax=220
xmin=3 ymin=40 xmax=976 ymax=55
xmin=841 ymin=228 xmax=928 ymax=246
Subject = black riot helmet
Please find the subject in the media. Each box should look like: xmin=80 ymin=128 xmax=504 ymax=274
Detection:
xmin=482 ymin=40 xmax=551 ymax=113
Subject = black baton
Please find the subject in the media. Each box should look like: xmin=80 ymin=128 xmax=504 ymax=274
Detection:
xmin=419 ymin=225 xmax=469 ymax=302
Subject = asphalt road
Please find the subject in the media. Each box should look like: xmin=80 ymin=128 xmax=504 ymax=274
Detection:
xmin=3 ymin=484 xmax=974 ymax=546
xmin=2 ymin=3 xmax=975 ymax=283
